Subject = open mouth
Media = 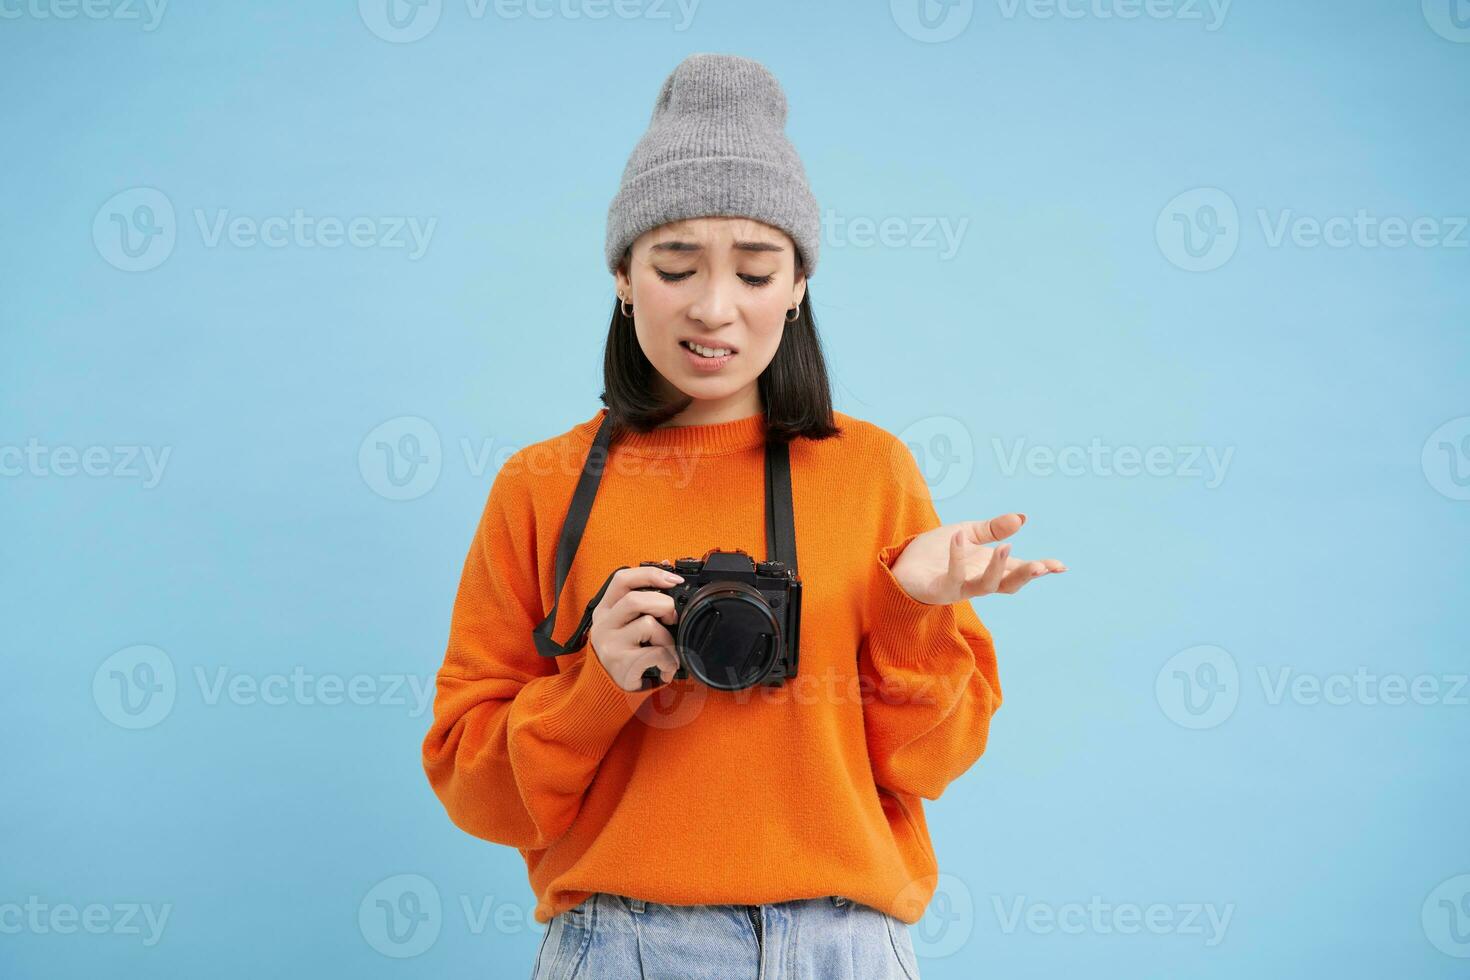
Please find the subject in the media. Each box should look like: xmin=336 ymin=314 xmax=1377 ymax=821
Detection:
xmin=680 ymin=339 xmax=737 ymax=359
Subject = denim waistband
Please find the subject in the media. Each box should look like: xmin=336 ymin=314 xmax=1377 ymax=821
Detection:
xmin=614 ymin=894 xmax=851 ymax=914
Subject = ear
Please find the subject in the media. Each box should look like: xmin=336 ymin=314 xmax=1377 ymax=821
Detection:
xmin=790 ymin=271 xmax=807 ymax=310
xmin=613 ymin=266 xmax=630 ymax=298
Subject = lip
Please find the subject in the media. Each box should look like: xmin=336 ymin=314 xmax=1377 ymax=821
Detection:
xmin=679 ymin=339 xmax=736 ymax=372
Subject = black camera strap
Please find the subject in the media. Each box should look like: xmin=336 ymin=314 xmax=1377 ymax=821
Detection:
xmin=530 ymin=409 xmax=796 ymax=658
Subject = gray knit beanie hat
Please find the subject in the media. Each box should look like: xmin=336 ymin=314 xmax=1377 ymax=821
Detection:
xmin=605 ymin=53 xmax=820 ymax=279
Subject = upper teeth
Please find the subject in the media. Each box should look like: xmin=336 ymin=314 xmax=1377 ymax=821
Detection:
xmin=686 ymin=341 xmax=732 ymax=357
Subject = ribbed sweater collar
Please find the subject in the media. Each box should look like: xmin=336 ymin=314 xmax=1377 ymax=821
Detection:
xmin=570 ymin=407 xmax=769 ymax=458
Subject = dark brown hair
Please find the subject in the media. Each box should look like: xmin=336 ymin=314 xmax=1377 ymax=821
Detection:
xmin=599 ymin=250 xmax=843 ymax=445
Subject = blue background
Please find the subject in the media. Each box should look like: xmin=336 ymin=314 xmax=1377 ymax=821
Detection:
xmin=2 ymin=1 xmax=1468 ymax=977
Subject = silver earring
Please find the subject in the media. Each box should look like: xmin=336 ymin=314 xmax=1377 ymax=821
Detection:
xmin=620 ymin=295 xmax=634 ymax=317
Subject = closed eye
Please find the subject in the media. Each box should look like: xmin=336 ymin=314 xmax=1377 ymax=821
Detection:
xmin=656 ymin=270 xmax=775 ymax=288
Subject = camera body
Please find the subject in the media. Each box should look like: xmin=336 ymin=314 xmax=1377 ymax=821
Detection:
xmin=636 ymin=548 xmax=802 ymax=691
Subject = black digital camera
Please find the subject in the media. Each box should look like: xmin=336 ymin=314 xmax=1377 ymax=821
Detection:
xmin=634 ymin=548 xmax=801 ymax=691
xmin=531 ymin=408 xmax=804 ymax=697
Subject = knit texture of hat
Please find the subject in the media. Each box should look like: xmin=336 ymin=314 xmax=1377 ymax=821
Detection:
xmin=605 ymin=53 xmax=820 ymax=279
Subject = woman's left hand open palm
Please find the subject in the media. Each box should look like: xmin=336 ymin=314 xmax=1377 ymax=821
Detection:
xmin=890 ymin=513 xmax=1066 ymax=605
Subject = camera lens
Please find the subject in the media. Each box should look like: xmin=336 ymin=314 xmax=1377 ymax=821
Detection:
xmin=676 ymin=580 xmax=783 ymax=691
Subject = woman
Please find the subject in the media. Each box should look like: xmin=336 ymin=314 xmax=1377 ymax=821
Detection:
xmin=421 ymin=52 xmax=1065 ymax=979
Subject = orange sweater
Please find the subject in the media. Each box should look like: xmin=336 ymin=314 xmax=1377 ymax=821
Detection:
xmin=421 ymin=406 xmax=1002 ymax=925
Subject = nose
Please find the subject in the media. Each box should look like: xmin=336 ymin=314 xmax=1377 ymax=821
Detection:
xmin=686 ymin=273 xmax=738 ymax=329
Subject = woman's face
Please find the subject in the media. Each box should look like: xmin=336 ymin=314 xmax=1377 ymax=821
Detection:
xmin=615 ymin=216 xmax=806 ymax=412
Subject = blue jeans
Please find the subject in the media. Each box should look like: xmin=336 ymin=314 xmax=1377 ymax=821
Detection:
xmin=530 ymin=892 xmax=921 ymax=979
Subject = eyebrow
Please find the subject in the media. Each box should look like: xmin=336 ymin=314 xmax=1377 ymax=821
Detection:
xmin=649 ymin=239 xmax=786 ymax=257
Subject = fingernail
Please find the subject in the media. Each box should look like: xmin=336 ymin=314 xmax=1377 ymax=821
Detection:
xmin=1017 ymin=513 xmax=1027 ymax=523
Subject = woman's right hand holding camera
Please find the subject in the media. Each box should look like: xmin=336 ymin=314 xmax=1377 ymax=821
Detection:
xmin=588 ymin=565 xmax=685 ymax=691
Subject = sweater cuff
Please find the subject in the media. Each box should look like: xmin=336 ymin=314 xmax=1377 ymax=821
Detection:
xmin=868 ymin=530 xmax=965 ymax=668
xmin=536 ymin=644 xmax=657 ymax=757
